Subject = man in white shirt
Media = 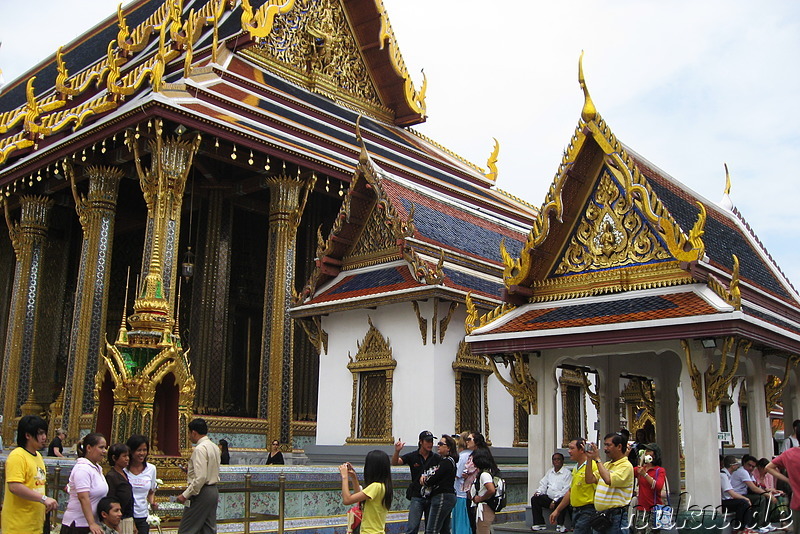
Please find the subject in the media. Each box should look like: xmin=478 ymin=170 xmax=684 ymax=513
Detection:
xmin=178 ymin=418 xmax=221 ymax=533
xmin=531 ymin=452 xmax=572 ymax=531
xmin=720 ymin=455 xmax=753 ymax=532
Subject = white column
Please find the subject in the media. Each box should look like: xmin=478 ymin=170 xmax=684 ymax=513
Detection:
xmin=528 ymin=352 xmax=556 ymax=494
xmin=746 ymin=353 xmax=774 ymax=458
xmin=679 ymin=343 xmax=722 ymax=507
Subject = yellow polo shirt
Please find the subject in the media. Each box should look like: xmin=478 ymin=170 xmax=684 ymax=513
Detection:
xmin=594 ymin=456 xmax=634 ymax=511
xmin=570 ymin=461 xmax=598 ymax=507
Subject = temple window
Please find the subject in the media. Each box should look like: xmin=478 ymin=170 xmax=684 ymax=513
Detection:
xmin=452 ymin=341 xmax=491 ymax=435
xmin=345 ymin=318 xmax=396 ymax=444
xmin=559 ymin=368 xmax=587 ymax=447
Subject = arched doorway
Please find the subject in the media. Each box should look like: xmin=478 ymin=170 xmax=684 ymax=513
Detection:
xmin=96 ymin=371 xmax=114 ymax=440
xmin=153 ymin=373 xmax=180 ymax=456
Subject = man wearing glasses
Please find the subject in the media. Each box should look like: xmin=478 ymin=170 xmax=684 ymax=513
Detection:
xmin=393 ymin=430 xmax=440 ymax=533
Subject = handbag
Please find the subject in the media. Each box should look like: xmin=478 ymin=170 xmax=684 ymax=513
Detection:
xmin=651 ymin=469 xmax=673 ymax=530
xmin=346 ymin=503 xmax=363 ymax=534
xmin=589 ymin=511 xmax=613 ymax=531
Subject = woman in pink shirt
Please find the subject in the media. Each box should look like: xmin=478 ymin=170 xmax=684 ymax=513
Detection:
xmin=61 ymin=433 xmax=109 ymax=534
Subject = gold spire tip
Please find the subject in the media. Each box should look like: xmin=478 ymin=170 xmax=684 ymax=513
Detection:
xmin=723 ymin=163 xmax=731 ymax=196
xmin=578 ymin=51 xmax=597 ymax=123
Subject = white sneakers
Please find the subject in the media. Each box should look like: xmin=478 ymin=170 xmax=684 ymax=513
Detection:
xmin=531 ymin=525 xmax=568 ymax=532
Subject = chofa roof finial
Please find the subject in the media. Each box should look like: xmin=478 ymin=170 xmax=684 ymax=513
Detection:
xmin=579 ymin=51 xmax=597 ymax=123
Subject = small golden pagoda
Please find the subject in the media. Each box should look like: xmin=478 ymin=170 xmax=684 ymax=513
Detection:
xmin=94 ymin=125 xmax=199 ymax=457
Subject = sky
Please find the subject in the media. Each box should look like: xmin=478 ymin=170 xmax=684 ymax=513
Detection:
xmin=1 ymin=0 xmax=800 ymax=289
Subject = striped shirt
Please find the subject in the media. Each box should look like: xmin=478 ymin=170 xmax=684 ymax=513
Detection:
xmin=593 ymin=456 xmax=633 ymax=511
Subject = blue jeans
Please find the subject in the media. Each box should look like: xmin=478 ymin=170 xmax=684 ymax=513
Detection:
xmin=406 ymin=496 xmax=432 ymax=534
xmin=592 ymin=507 xmax=629 ymax=534
xmin=573 ymin=504 xmax=596 ymax=534
xmin=425 ymin=493 xmax=457 ymax=534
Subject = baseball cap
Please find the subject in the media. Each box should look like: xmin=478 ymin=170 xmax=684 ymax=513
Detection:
xmin=419 ymin=430 xmax=436 ymax=441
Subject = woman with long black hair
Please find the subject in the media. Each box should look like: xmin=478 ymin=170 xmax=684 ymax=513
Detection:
xmin=339 ymin=450 xmax=394 ymax=534
xmin=124 ymin=435 xmax=158 ymax=534
xmin=421 ymin=434 xmax=458 ymax=534
xmin=464 ymin=431 xmax=494 ymax=533
xmin=469 ymin=449 xmax=499 ymax=534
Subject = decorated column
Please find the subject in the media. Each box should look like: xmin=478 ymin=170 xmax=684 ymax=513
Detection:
xmin=193 ymin=187 xmax=232 ymax=413
xmin=258 ymin=174 xmax=314 ymax=447
xmin=1 ymin=195 xmax=53 ymax=442
xmin=60 ymin=165 xmax=123 ymax=440
xmin=130 ymin=121 xmax=199 ymax=313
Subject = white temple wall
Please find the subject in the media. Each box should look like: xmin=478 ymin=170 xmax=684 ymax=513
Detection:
xmin=315 ymin=301 xmax=519 ymax=447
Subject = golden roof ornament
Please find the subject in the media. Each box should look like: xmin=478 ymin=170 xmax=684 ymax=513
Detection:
xmin=485 ymin=138 xmax=499 ymax=182
xmin=719 ymin=163 xmax=734 ymax=211
xmin=578 ymin=51 xmax=597 ymax=123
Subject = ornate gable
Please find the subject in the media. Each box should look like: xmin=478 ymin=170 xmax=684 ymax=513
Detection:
xmin=295 ymin=120 xmax=443 ymax=303
xmin=552 ymin=166 xmax=674 ymax=276
xmin=241 ymin=0 xmax=388 ymax=120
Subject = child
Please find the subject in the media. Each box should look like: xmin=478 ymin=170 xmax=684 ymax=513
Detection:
xmin=97 ymin=496 xmax=123 ymax=534
xmin=339 ymin=450 xmax=394 ymax=534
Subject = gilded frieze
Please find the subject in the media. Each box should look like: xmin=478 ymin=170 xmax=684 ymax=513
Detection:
xmin=554 ymin=170 xmax=673 ymax=275
xmin=246 ymin=0 xmax=382 ymax=110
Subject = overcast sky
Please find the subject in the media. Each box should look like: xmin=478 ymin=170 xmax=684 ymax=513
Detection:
xmin=2 ymin=0 xmax=799 ymax=289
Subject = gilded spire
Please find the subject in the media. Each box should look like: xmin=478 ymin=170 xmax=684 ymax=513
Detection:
xmin=116 ymin=266 xmax=131 ymax=344
xmin=578 ymin=51 xmax=597 ymax=123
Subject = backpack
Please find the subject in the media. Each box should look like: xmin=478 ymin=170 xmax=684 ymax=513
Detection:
xmin=474 ymin=471 xmax=506 ymax=512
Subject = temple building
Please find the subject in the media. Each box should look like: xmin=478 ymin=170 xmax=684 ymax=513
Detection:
xmin=465 ymin=59 xmax=800 ymax=502
xmin=0 ymin=0 xmax=535 ymax=457
xmin=0 ymin=0 xmax=797 ymax=516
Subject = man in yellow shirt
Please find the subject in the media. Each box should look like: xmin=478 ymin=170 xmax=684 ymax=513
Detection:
xmin=2 ymin=415 xmax=59 ymax=534
xmin=550 ymin=438 xmax=598 ymax=534
xmin=586 ymin=433 xmax=634 ymax=534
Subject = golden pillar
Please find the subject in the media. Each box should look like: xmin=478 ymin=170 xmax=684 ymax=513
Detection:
xmin=130 ymin=122 xmax=200 ymax=312
xmin=258 ymin=174 xmax=314 ymax=445
xmin=1 ymin=196 xmax=54 ymax=443
xmin=193 ymin=188 xmax=232 ymax=413
xmin=61 ymin=165 xmax=123 ymax=440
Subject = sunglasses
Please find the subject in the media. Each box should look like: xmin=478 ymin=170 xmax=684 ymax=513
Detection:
xmin=465 ymin=437 xmax=473 ymax=442
xmin=437 ymin=441 xmax=447 ymax=446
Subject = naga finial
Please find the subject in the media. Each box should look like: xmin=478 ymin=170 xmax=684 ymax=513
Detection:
xmin=485 ymin=138 xmax=499 ymax=182
xmin=724 ymin=163 xmax=731 ymax=196
xmin=578 ymin=51 xmax=597 ymax=122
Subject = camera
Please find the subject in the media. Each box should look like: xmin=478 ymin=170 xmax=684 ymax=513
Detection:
xmin=643 ymin=454 xmax=653 ymax=464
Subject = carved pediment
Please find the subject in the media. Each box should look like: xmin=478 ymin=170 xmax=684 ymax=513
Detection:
xmin=243 ymin=0 xmax=385 ymax=115
xmin=553 ymin=168 xmax=673 ymax=276
xmin=347 ymin=317 xmax=396 ymax=371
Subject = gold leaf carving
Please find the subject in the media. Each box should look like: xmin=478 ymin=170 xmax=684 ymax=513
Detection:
xmin=554 ymin=170 xmax=673 ymax=275
xmin=246 ymin=0 xmax=381 ymax=108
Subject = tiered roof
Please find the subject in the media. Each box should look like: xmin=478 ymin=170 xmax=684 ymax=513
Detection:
xmin=0 ymin=0 xmax=536 ymax=307
xmin=466 ymin=57 xmax=800 ymax=356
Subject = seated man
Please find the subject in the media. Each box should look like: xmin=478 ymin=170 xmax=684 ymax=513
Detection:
xmin=732 ymin=455 xmax=780 ymax=530
xmin=531 ymin=452 xmax=572 ymax=531
xmin=720 ymin=456 xmax=754 ymax=533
